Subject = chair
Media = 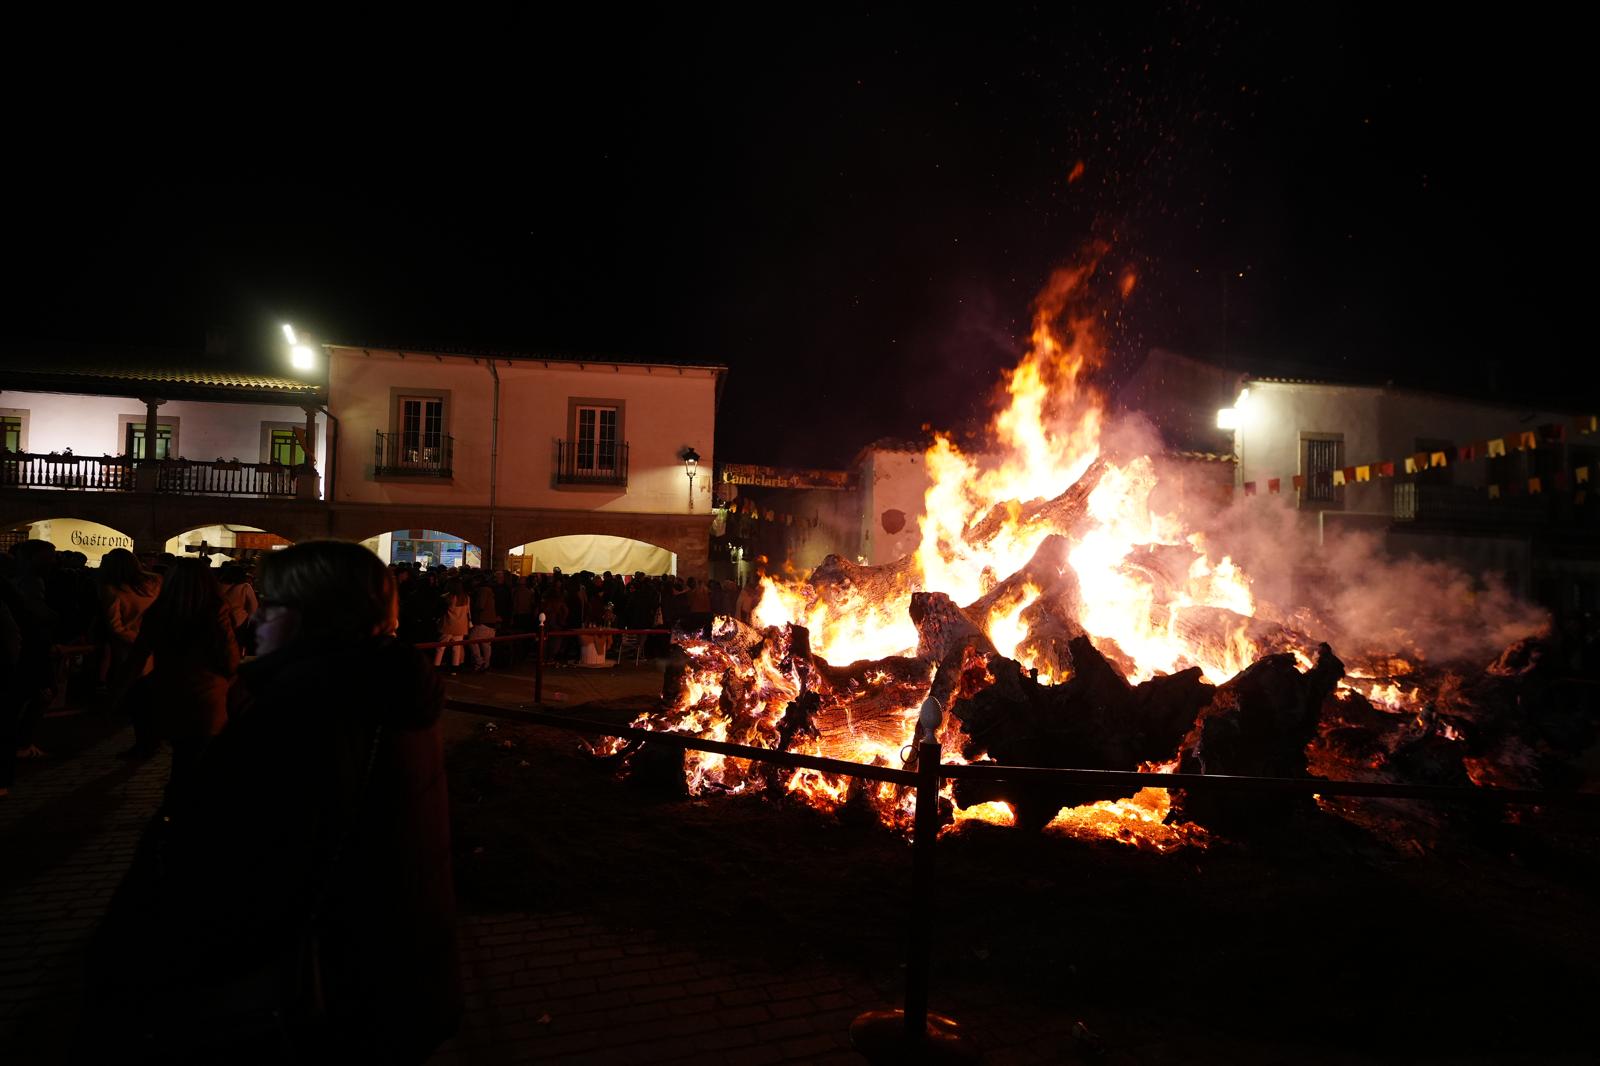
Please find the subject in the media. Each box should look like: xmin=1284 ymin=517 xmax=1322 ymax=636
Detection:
xmin=614 ymin=631 xmax=645 ymax=665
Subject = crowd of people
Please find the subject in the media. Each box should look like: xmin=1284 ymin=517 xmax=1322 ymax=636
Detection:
xmin=392 ymin=565 xmax=761 ymax=669
xmin=0 ymin=545 xmax=763 ymax=801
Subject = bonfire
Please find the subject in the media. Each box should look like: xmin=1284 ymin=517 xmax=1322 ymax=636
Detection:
xmin=601 ymin=248 xmax=1568 ymax=850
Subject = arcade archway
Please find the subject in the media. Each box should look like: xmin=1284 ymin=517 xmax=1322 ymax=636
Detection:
xmin=361 ymin=528 xmax=483 ymax=570
xmin=164 ymin=524 xmax=294 ymax=567
xmin=4 ymin=517 xmax=136 ymax=566
xmin=507 ymin=534 xmax=676 ymax=577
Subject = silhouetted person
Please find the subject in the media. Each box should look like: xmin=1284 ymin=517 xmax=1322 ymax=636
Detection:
xmin=87 ymin=540 xmax=459 ymax=1064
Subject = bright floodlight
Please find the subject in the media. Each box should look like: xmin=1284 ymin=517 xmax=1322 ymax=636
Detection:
xmin=1217 ymin=407 xmax=1238 ymax=430
xmin=282 ymin=323 xmax=297 ymax=344
xmin=290 ymin=344 xmax=315 ymax=370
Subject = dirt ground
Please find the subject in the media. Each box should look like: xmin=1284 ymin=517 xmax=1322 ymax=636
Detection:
xmin=442 ymin=702 xmax=1600 ymax=1065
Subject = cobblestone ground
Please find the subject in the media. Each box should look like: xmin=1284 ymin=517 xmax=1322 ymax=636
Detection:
xmin=1 ymin=685 xmax=1091 ymax=1066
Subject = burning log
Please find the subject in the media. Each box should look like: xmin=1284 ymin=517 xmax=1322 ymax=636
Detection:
xmin=948 ymin=635 xmax=1214 ymax=831
xmin=962 ymin=534 xmax=1089 ymax=679
xmin=911 ymin=591 xmax=1000 ymax=711
xmin=961 ymin=457 xmax=1108 ymax=550
xmin=1171 ymin=642 xmax=1344 ymax=832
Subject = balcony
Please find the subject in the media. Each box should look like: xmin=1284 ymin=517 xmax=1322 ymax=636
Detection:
xmin=555 ymin=439 xmax=629 ymax=487
xmin=1392 ymin=481 xmax=1552 ymax=529
xmin=0 ymin=451 xmax=302 ymax=497
xmin=375 ymin=431 xmax=454 ymax=478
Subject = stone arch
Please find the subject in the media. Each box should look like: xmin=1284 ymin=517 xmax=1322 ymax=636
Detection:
xmin=356 ymin=527 xmax=486 ymax=570
xmin=2 ymin=515 xmax=137 ymax=565
xmin=162 ymin=522 xmax=296 ymax=567
xmin=507 ymin=533 xmax=678 ymax=576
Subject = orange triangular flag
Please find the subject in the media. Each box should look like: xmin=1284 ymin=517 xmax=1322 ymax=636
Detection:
xmin=1355 ymin=465 xmax=1371 ymax=482
xmin=1268 ymin=478 xmax=1281 ymax=494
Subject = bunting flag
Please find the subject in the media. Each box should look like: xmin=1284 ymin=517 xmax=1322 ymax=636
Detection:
xmin=1342 ymin=466 xmax=1358 ymax=483
xmin=1487 ymin=484 xmax=1501 ymax=499
xmin=1429 ymin=451 xmax=1449 ymax=469
xmin=1403 ymin=456 xmax=1420 ymax=475
xmin=1541 ymin=423 xmax=1566 ymax=443
xmin=1292 ymin=474 xmax=1305 ymax=490
xmin=1517 ymin=431 xmax=1538 ymax=450
xmin=1459 ymin=443 xmax=1478 ymax=462
xmin=1268 ymin=477 xmax=1281 ymax=494
xmin=1577 ymin=415 xmax=1599 ymax=435
xmin=1528 ymin=477 xmax=1542 ymax=495
xmin=1486 ymin=438 xmax=1508 ymax=458
xmin=1554 ymin=471 xmax=1568 ymax=491
xmin=1579 ymin=466 xmax=1591 ymax=484
xmin=1355 ymin=465 xmax=1371 ymax=482
xmin=1332 ymin=469 xmax=1346 ymax=486
xmin=1378 ymin=461 xmax=1395 ymax=477
xmin=1243 ymin=481 xmax=1257 ymax=496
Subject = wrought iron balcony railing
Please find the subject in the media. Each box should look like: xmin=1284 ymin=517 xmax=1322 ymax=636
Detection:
xmin=555 ymin=439 xmax=629 ymax=486
xmin=375 ymin=431 xmax=454 ymax=478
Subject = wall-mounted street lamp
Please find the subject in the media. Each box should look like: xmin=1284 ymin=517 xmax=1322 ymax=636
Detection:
xmin=1216 ymin=387 xmax=1249 ymax=430
xmin=682 ymin=447 xmax=701 ymax=512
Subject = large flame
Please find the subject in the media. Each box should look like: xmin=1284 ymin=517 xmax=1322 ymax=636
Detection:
xmin=644 ymin=246 xmax=1437 ymax=848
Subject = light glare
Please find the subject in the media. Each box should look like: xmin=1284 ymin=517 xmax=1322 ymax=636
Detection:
xmin=282 ymin=323 xmax=297 ymax=344
xmin=290 ymin=344 xmax=314 ymax=370
xmin=1216 ymin=407 xmax=1238 ymax=430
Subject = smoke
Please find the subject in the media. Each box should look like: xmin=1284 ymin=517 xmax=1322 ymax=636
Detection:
xmin=1161 ymin=456 xmax=1551 ymax=669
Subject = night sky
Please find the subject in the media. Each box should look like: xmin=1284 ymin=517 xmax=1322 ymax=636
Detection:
xmin=6 ymin=6 xmax=1587 ymax=466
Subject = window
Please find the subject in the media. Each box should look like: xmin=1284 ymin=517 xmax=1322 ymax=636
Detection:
xmin=121 ymin=419 xmax=177 ymax=459
xmin=399 ymin=395 xmax=445 ymax=465
xmin=377 ymin=389 xmax=452 ymax=478
xmin=574 ymin=404 xmax=620 ymax=473
xmin=268 ymin=428 xmax=306 ymax=466
xmin=1300 ymin=432 xmax=1343 ymax=508
xmin=1 ymin=414 xmax=22 ymax=453
xmin=558 ymin=397 xmax=628 ymax=487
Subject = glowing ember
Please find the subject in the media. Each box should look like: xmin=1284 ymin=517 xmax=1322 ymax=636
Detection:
xmin=618 ymin=245 xmax=1546 ymax=849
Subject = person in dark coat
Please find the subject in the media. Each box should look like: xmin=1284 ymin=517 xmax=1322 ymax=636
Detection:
xmin=86 ymin=540 xmax=459 ymax=1065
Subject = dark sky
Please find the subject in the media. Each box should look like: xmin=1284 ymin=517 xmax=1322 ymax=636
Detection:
xmin=5 ymin=5 xmax=1587 ymax=466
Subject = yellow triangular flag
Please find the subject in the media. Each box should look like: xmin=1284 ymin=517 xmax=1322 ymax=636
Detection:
xmin=1578 ymin=466 xmax=1591 ymax=484
xmin=1332 ymin=469 xmax=1346 ymax=486
xmin=1488 ymin=484 xmax=1501 ymax=499
xmin=1487 ymin=438 xmax=1507 ymax=458
xmin=1529 ymin=477 xmax=1542 ymax=495
xmin=1430 ymin=451 xmax=1448 ymax=468
xmin=1404 ymin=456 xmax=1419 ymax=474
xmin=1355 ymin=465 xmax=1371 ymax=482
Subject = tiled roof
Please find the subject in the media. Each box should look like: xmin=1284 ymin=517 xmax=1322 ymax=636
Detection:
xmin=328 ymin=341 xmax=727 ymax=372
xmin=0 ymin=344 xmax=321 ymax=397
xmin=40 ymin=363 xmax=318 ymax=392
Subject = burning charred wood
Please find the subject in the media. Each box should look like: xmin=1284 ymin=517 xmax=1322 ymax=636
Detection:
xmin=912 ymin=591 xmax=1001 ymax=710
xmin=961 ymin=456 xmax=1108 ymax=550
xmin=948 ymin=635 xmax=1214 ymax=831
xmin=1171 ymin=642 xmax=1344 ymax=832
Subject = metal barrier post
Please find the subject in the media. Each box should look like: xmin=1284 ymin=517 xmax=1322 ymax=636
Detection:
xmin=535 ymin=613 xmax=546 ymax=706
xmin=850 ymin=701 xmax=978 ymax=1064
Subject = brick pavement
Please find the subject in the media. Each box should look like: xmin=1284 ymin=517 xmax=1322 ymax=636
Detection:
xmin=0 ymin=683 xmax=1094 ymax=1066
